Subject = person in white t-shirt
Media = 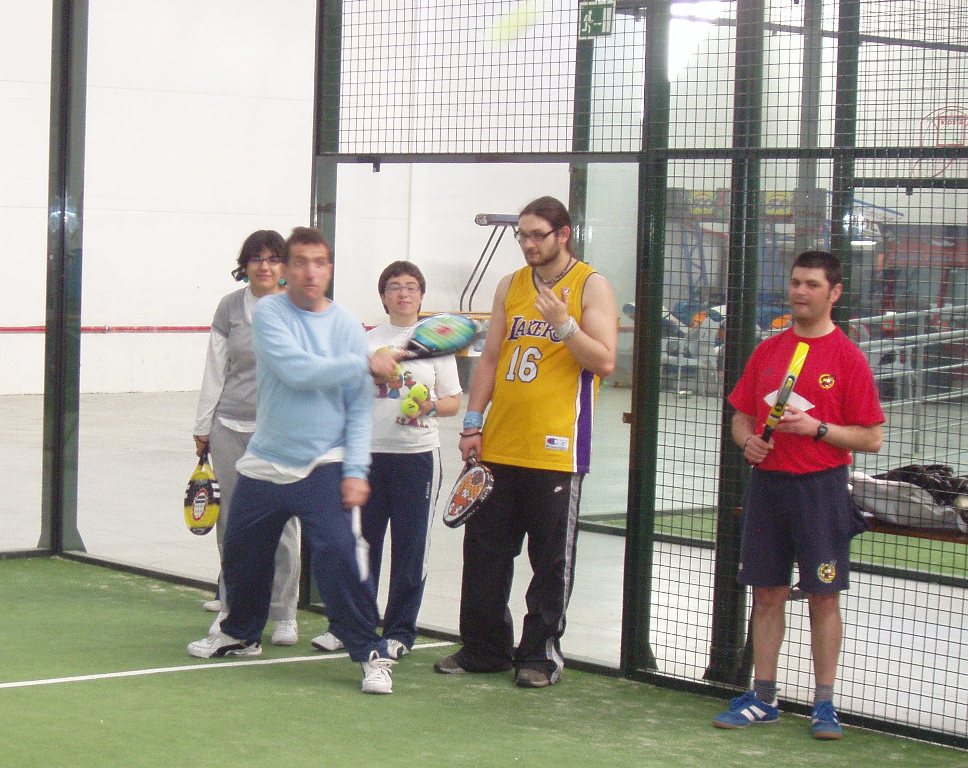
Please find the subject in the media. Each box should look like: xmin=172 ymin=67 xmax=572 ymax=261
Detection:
xmin=311 ymin=261 xmax=462 ymax=659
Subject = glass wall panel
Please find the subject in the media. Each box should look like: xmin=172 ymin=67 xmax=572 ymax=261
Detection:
xmin=333 ymin=160 xmax=625 ymax=665
xmin=74 ymin=1 xmax=316 ymax=581
xmin=0 ymin=1 xmax=52 ymax=553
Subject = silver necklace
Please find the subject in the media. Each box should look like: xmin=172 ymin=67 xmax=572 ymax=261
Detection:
xmin=535 ymin=258 xmax=574 ymax=288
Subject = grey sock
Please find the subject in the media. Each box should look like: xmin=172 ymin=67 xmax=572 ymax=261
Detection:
xmin=815 ymin=684 xmax=834 ymax=704
xmin=754 ymin=679 xmax=778 ymax=704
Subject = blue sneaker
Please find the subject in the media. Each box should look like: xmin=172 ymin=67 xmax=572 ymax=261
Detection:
xmin=811 ymin=700 xmax=843 ymax=740
xmin=713 ymin=691 xmax=780 ymax=729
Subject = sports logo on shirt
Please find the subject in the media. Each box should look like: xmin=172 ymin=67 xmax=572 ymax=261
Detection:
xmin=819 ymin=373 xmax=835 ymax=389
xmin=545 ymin=435 xmax=570 ymax=451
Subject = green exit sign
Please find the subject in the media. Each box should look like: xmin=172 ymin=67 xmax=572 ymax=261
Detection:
xmin=578 ymin=1 xmax=615 ymax=39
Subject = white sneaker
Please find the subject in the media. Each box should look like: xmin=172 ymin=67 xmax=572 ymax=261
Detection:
xmin=311 ymin=631 xmax=345 ymax=652
xmin=271 ymin=619 xmax=299 ymax=646
xmin=208 ymin=610 xmax=228 ymax=636
xmin=361 ymin=650 xmax=394 ymax=694
xmin=188 ymin=631 xmax=261 ymax=659
xmin=203 ymin=599 xmax=222 ymax=613
xmin=386 ymin=639 xmax=410 ymax=660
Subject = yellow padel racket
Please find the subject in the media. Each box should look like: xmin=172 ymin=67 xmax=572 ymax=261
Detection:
xmin=184 ymin=449 xmax=221 ymax=536
xmin=762 ymin=341 xmax=810 ymax=440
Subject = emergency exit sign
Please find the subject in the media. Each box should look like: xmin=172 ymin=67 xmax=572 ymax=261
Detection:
xmin=578 ymin=1 xmax=615 ymax=39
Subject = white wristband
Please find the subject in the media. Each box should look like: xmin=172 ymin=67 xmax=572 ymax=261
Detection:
xmin=555 ymin=316 xmax=579 ymax=341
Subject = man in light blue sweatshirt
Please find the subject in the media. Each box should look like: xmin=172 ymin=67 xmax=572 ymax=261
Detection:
xmin=188 ymin=227 xmax=401 ymax=695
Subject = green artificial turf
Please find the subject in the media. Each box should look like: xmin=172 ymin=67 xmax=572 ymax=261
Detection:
xmin=0 ymin=557 xmax=963 ymax=768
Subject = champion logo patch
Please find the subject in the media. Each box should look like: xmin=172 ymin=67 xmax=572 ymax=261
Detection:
xmin=545 ymin=435 xmax=570 ymax=451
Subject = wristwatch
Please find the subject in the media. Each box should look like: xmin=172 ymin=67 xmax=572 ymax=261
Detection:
xmin=814 ymin=422 xmax=828 ymax=442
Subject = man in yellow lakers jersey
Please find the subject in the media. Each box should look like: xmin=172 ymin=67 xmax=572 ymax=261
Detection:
xmin=434 ymin=196 xmax=617 ymax=687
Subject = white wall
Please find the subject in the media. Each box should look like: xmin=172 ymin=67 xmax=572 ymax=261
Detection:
xmin=0 ymin=0 xmax=319 ymax=394
xmin=0 ymin=1 xmax=568 ymax=393
xmin=0 ymin=2 xmax=51 ymax=394
xmin=334 ymin=162 xmax=568 ymax=326
xmin=3 ymin=1 xmax=966 ymax=394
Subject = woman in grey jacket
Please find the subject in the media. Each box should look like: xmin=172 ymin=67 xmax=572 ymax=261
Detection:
xmin=192 ymin=230 xmax=301 ymax=646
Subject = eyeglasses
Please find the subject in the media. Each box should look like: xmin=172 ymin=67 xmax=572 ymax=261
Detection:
xmin=384 ymin=283 xmax=422 ymax=294
xmin=514 ymin=227 xmax=561 ymax=244
xmin=248 ymin=255 xmax=284 ymax=265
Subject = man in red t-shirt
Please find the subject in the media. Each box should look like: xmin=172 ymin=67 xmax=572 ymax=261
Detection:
xmin=713 ymin=251 xmax=884 ymax=740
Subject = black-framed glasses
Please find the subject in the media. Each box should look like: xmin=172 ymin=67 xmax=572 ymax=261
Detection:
xmin=248 ymin=255 xmax=284 ymax=265
xmin=514 ymin=227 xmax=561 ymax=244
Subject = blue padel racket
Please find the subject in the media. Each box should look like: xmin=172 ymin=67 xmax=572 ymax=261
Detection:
xmin=402 ymin=313 xmax=479 ymax=360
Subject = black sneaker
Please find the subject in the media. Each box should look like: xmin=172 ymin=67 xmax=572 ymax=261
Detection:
xmin=434 ymin=654 xmax=467 ymax=674
xmin=515 ymin=668 xmax=554 ymax=688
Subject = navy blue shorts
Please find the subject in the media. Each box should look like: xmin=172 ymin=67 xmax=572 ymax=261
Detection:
xmin=738 ymin=465 xmax=866 ymax=594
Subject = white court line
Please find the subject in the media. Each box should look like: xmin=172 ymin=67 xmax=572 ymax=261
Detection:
xmin=0 ymin=640 xmax=455 ymax=690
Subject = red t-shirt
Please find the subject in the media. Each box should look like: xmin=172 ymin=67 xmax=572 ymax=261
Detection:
xmin=728 ymin=327 xmax=884 ymax=474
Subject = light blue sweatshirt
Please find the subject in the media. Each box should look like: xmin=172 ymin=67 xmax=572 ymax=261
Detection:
xmin=247 ymin=293 xmax=372 ymax=479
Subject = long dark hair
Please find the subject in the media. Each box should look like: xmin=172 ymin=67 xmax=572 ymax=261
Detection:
xmin=519 ymin=196 xmax=572 ymax=246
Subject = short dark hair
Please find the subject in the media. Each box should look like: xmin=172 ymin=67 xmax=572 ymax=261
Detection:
xmin=231 ymin=230 xmax=285 ymax=282
xmin=285 ymin=227 xmax=331 ymax=261
xmin=793 ymin=250 xmax=842 ymax=287
xmin=377 ymin=260 xmax=426 ymax=315
xmin=519 ymin=196 xmax=573 ymax=245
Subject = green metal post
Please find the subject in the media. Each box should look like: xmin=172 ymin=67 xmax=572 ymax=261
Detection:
xmin=311 ymin=0 xmax=342 ymax=248
xmin=831 ymin=0 xmax=861 ymax=326
xmin=704 ymin=0 xmax=765 ymax=685
xmin=39 ymin=0 xmax=88 ymax=554
xmin=793 ymin=0 xmax=825 ymax=257
xmin=621 ymin=0 xmax=670 ymax=675
xmin=569 ymin=38 xmax=595 ymax=262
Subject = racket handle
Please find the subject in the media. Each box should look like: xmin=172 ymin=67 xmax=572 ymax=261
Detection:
xmin=760 ymin=426 xmax=774 ymax=441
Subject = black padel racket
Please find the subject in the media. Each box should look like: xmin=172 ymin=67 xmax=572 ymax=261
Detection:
xmin=442 ymin=454 xmax=495 ymax=528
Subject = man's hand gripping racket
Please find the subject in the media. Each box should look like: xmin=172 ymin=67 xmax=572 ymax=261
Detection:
xmin=442 ymin=453 xmax=495 ymax=528
xmin=761 ymin=341 xmax=810 ymax=440
xmin=370 ymin=313 xmax=480 ymax=380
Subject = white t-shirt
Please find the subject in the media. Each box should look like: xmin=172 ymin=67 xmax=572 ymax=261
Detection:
xmin=367 ymin=322 xmax=462 ymax=454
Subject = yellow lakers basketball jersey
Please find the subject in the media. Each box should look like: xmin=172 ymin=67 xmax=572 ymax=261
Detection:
xmin=481 ymin=260 xmax=600 ymax=473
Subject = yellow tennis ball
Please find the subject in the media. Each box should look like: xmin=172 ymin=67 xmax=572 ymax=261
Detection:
xmin=409 ymin=383 xmax=430 ymax=403
xmin=400 ymin=397 xmax=420 ymax=418
xmin=486 ymin=0 xmax=543 ymax=44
